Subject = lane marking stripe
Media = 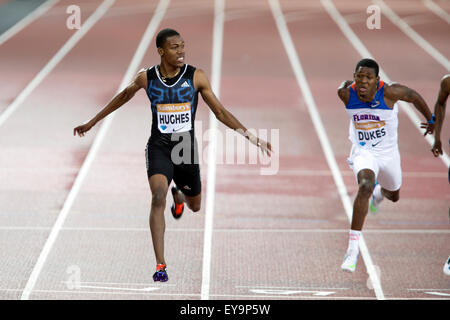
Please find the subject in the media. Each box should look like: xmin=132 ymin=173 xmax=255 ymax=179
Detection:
xmin=0 ymin=0 xmax=113 ymax=129
xmin=201 ymin=0 xmax=225 ymax=301
xmin=269 ymin=0 xmax=385 ymax=300
xmin=0 ymin=0 xmax=59 ymax=46
xmin=19 ymin=0 xmax=171 ymax=300
xmin=374 ymin=0 xmax=450 ymax=70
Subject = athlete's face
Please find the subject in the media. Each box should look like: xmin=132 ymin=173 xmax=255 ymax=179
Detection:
xmin=353 ymin=67 xmax=379 ymax=101
xmin=159 ymin=35 xmax=185 ymax=68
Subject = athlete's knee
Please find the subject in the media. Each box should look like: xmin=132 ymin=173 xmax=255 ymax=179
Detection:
xmin=381 ymin=187 xmax=400 ymax=202
xmin=185 ymin=195 xmax=201 ymax=212
xmin=190 ymin=202 xmax=201 ymax=212
xmin=358 ymin=178 xmax=374 ymax=197
xmin=388 ymin=190 xmax=400 ymax=202
xmin=151 ymin=189 xmax=167 ymax=208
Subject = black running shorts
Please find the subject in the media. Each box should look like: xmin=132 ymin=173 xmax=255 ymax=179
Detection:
xmin=145 ymin=137 xmax=201 ymax=197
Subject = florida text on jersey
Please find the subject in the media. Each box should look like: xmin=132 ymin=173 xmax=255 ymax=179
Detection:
xmin=345 ymin=81 xmax=399 ymax=151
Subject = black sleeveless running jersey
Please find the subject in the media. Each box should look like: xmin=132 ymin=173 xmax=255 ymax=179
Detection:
xmin=145 ymin=64 xmax=198 ymax=146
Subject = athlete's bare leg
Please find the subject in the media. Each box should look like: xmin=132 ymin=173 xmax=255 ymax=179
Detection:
xmin=381 ymin=188 xmax=400 ymax=202
xmin=351 ymin=169 xmax=376 ymax=231
xmin=149 ymin=174 xmax=169 ymax=265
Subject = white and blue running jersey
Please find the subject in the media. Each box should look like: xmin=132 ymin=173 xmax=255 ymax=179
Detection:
xmin=345 ymin=81 xmax=399 ymax=152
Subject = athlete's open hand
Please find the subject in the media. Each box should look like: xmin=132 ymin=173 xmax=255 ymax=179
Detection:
xmin=420 ymin=121 xmax=434 ymax=136
xmin=257 ymin=139 xmax=272 ymax=157
xmin=73 ymin=120 xmax=95 ymax=137
xmin=247 ymin=134 xmax=272 ymax=157
xmin=431 ymin=140 xmax=443 ymax=157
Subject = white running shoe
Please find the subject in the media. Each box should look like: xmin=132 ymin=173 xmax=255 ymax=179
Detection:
xmin=369 ymin=182 xmax=383 ymax=214
xmin=341 ymin=249 xmax=359 ymax=273
xmin=444 ymin=256 xmax=450 ymax=276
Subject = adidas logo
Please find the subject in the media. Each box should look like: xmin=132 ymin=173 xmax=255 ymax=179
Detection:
xmin=181 ymin=81 xmax=189 ymax=88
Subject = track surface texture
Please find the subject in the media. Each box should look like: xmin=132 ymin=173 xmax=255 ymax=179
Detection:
xmin=0 ymin=0 xmax=448 ymax=301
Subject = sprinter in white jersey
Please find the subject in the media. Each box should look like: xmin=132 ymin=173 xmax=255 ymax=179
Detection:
xmin=337 ymin=59 xmax=435 ymax=272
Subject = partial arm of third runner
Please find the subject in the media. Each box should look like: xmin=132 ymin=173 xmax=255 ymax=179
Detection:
xmin=429 ymin=76 xmax=450 ymax=156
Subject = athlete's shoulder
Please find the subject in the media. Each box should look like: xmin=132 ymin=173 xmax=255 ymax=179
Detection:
xmin=193 ymin=68 xmax=210 ymax=89
xmin=180 ymin=64 xmax=195 ymax=79
xmin=146 ymin=66 xmax=158 ymax=81
xmin=193 ymin=67 xmax=206 ymax=77
xmin=382 ymin=81 xmax=404 ymax=96
xmin=338 ymin=80 xmax=353 ymax=104
xmin=132 ymin=68 xmax=148 ymax=89
xmin=186 ymin=64 xmax=196 ymax=73
xmin=441 ymin=74 xmax=450 ymax=91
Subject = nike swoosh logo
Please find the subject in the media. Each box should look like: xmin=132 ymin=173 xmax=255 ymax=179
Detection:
xmin=370 ymin=101 xmax=380 ymax=108
xmin=173 ymin=125 xmax=187 ymax=132
xmin=372 ymin=141 xmax=381 ymax=147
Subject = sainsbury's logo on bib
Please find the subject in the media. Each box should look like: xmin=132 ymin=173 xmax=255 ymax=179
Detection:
xmin=157 ymin=102 xmax=192 ymax=133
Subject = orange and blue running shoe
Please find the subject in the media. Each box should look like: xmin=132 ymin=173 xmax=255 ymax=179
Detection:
xmin=171 ymin=186 xmax=184 ymax=219
xmin=153 ymin=264 xmax=168 ymax=282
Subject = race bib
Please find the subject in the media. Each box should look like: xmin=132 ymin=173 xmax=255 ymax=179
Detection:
xmin=354 ymin=121 xmax=386 ymax=147
xmin=156 ymin=103 xmax=192 ymax=133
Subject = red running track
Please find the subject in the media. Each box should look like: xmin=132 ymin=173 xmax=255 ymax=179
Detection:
xmin=0 ymin=0 xmax=448 ymax=300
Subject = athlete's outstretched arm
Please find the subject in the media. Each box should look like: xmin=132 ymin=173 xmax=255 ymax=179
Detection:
xmin=194 ymin=69 xmax=272 ymax=156
xmin=73 ymin=69 xmax=147 ymax=137
xmin=429 ymin=75 xmax=449 ymax=156
xmin=384 ymin=83 xmax=434 ymax=136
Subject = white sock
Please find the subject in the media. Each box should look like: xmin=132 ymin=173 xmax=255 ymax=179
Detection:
xmin=347 ymin=230 xmax=361 ymax=253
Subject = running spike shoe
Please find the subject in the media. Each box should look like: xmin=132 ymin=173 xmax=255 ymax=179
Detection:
xmin=153 ymin=264 xmax=168 ymax=282
xmin=171 ymin=186 xmax=184 ymax=219
xmin=369 ymin=182 xmax=383 ymax=214
xmin=341 ymin=249 xmax=359 ymax=273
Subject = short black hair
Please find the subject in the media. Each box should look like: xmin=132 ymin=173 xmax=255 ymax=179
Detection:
xmin=156 ymin=28 xmax=180 ymax=48
xmin=355 ymin=58 xmax=379 ymax=77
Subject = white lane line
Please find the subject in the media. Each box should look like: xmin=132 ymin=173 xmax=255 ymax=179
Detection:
xmin=423 ymin=292 xmax=450 ymax=297
xmin=423 ymin=0 xmax=450 ymax=24
xmin=201 ymin=0 xmax=224 ymax=301
xmin=210 ymin=293 xmax=377 ymax=300
xmin=249 ymin=288 xmax=336 ymax=296
xmin=236 ymin=285 xmax=349 ymax=290
xmin=7 ymin=288 xmax=201 ymax=297
xmin=409 ymin=288 xmax=450 ymax=291
xmin=0 ymin=0 xmax=115 ymax=129
xmin=19 ymin=0 xmax=171 ymax=300
xmin=0 ymin=0 xmax=59 ymax=46
xmin=61 ymin=280 xmax=177 ymax=286
xmin=321 ymin=0 xmax=450 ymax=168
xmin=269 ymin=0 xmax=385 ymax=300
xmin=374 ymin=0 xmax=450 ymax=71
xmin=77 ymin=285 xmax=160 ymax=292
xmin=3 ymin=226 xmax=450 ymax=234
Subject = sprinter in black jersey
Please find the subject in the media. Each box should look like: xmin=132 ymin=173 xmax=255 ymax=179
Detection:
xmin=74 ymin=29 xmax=272 ymax=282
